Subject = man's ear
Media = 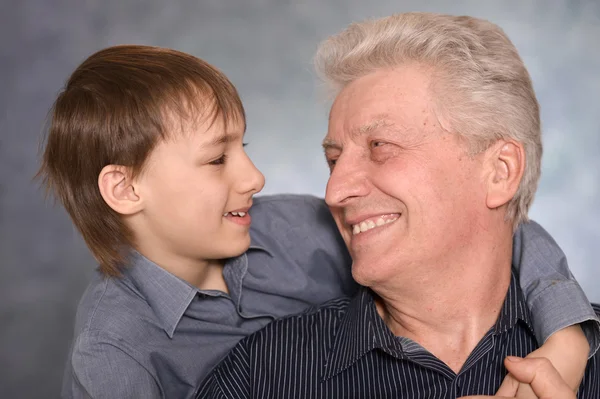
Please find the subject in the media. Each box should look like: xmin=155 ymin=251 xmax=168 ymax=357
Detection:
xmin=485 ymin=140 xmax=525 ymax=210
xmin=98 ymin=165 xmax=143 ymax=215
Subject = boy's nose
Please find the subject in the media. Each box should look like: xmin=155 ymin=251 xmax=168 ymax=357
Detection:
xmin=239 ymin=154 xmax=265 ymax=195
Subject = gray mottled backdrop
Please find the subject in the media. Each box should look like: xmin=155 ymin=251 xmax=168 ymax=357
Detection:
xmin=1 ymin=0 xmax=599 ymax=397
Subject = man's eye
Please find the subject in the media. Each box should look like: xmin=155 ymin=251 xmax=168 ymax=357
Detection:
xmin=371 ymin=141 xmax=386 ymax=148
xmin=209 ymin=154 xmax=228 ymax=165
xmin=326 ymin=158 xmax=337 ymax=168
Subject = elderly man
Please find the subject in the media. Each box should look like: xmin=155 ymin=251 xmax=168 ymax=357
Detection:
xmin=197 ymin=13 xmax=600 ymax=398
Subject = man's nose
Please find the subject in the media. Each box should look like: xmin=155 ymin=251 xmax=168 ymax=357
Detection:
xmin=325 ymin=153 xmax=370 ymax=208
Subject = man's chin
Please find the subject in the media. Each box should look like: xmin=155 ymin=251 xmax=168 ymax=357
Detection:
xmin=351 ymin=261 xmax=392 ymax=288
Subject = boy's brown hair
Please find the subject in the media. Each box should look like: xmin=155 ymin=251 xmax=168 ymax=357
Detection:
xmin=37 ymin=45 xmax=245 ymax=276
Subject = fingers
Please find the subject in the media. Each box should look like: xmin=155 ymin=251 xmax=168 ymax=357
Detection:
xmin=503 ymin=356 xmax=576 ymax=399
xmin=459 ymin=356 xmax=577 ymax=399
xmin=513 ymin=382 xmax=537 ymax=399
xmin=497 ymin=371 xmax=540 ymax=399
xmin=496 ymin=372 xmax=519 ymax=396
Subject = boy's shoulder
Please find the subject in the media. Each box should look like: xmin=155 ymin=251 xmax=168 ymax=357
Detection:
xmin=251 ymin=194 xmax=327 ymax=216
xmin=72 ymin=271 xmax=160 ymax=346
xmin=249 ymin=194 xmax=337 ymax=242
xmin=64 ymin=270 xmax=187 ymax=398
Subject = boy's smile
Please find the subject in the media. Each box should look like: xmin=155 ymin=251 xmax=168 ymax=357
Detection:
xmin=125 ymin=112 xmax=265 ymax=286
xmin=223 ymin=206 xmax=252 ymax=226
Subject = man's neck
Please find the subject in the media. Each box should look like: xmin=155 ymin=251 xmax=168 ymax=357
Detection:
xmin=373 ymin=232 xmax=513 ymax=373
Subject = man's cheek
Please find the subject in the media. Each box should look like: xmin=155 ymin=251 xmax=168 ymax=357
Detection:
xmin=332 ymin=214 xmax=351 ymax=243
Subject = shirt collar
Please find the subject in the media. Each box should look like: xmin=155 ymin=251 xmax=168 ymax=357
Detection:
xmin=494 ymin=272 xmax=534 ymax=335
xmin=321 ymin=286 xmax=403 ymax=381
xmin=321 ymin=271 xmax=533 ymax=381
xmin=122 ymin=251 xmax=198 ymax=339
xmin=121 ymin=248 xmax=263 ymax=338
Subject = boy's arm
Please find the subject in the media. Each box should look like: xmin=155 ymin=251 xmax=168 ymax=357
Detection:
xmin=512 ymin=220 xmax=600 ymax=395
xmin=514 ymin=220 xmax=599 ymax=354
xmin=503 ymin=325 xmax=589 ymax=396
xmin=64 ymin=332 xmax=161 ymax=399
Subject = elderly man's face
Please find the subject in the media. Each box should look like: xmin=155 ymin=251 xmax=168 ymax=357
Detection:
xmin=323 ymin=65 xmax=489 ymax=286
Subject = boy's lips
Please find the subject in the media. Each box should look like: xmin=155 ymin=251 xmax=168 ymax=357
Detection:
xmin=223 ymin=206 xmax=252 ymax=226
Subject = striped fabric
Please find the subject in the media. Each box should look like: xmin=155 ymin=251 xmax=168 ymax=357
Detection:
xmin=198 ymin=274 xmax=600 ymax=398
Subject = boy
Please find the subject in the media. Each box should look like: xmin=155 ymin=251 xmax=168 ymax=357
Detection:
xmin=38 ymin=45 xmax=598 ymax=398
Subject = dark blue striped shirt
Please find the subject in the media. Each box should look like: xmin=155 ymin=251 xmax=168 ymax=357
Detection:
xmin=198 ymin=273 xmax=600 ymax=398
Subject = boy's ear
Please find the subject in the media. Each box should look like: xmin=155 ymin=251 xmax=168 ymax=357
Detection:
xmin=485 ymin=139 xmax=525 ymax=210
xmin=98 ymin=165 xmax=143 ymax=215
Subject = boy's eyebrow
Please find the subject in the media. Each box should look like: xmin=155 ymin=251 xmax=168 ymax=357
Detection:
xmin=206 ymin=132 xmax=239 ymax=147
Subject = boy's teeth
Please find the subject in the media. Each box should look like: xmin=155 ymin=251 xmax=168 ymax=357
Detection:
xmin=224 ymin=211 xmax=247 ymax=217
xmin=352 ymin=215 xmax=399 ymax=235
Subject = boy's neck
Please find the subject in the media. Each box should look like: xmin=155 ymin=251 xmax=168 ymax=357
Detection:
xmin=193 ymin=259 xmax=229 ymax=293
xmin=134 ymin=249 xmax=228 ymax=293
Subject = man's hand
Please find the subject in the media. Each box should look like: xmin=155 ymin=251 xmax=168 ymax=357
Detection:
xmin=459 ymin=356 xmax=576 ymax=399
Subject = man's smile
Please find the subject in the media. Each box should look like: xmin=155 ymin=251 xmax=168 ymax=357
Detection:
xmin=348 ymin=213 xmax=401 ymax=235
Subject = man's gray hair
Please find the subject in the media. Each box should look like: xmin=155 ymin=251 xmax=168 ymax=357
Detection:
xmin=314 ymin=12 xmax=542 ymax=227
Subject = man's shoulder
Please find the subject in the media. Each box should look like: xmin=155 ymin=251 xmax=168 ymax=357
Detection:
xmin=243 ymin=296 xmax=352 ymax=345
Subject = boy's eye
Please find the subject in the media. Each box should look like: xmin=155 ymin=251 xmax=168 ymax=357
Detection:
xmin=243 ymin=142 xmax=248 ymax=147
xmin=209 ymin=154 xmax=227 ymax=166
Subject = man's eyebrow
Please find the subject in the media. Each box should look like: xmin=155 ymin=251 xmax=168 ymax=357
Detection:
xmin=322 ymin=117 xmax=393 ymax=151
xmin=322 ymin=137 xmax=340 ymax=151
xmin=352 ymin=117 xmax=393 ymax=137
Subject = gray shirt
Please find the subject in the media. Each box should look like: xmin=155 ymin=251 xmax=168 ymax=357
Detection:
xmin=61 ymin=194 xmax=600 ymax=399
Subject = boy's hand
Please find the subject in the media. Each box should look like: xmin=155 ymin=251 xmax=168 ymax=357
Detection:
xmin=459 ymin=356 xmax=575 ymax=399
xmin=499 ymin=324 xmax=588 ymax=398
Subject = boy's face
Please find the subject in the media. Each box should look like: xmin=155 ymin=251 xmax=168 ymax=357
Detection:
xmin=131 ymin=112 xmax=265 ymax=275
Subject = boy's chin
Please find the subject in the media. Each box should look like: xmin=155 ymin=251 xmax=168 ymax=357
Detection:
xmin=221 ymin=236 xmax=252 ymax=259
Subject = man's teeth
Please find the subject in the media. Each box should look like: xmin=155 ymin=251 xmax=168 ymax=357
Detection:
xmin=352 ymin=216 xmax=398 ymax=235
xmin=223 ymin=211 xmax=247 ymax=217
